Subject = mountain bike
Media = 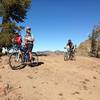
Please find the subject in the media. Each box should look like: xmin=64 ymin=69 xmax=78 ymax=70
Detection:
xmin=9 ymin=45 xmax=38 ymax=70
xmin=64 ymin=47 xmax=75 ymax=61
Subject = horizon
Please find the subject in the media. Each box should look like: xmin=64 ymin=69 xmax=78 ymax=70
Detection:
xmin=0 ymin=0 xmax=100 ymax=51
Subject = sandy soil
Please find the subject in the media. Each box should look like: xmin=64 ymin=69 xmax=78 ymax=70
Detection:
xmin=0 ymin=54 xmax=100 ymax=100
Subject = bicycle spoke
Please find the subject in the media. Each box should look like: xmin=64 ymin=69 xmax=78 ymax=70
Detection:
xmin=9 ymin=52 xmax=23 ymax=69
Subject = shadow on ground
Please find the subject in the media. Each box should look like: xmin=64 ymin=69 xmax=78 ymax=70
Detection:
xmin=12 ymin=62 xmax=44 ymax=70
xmin=29 ymin=62 xmax=44 ymax=67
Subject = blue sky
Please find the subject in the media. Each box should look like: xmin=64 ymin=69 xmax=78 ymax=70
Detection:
xmin=1 ymin=0 xmax=100 ymax=51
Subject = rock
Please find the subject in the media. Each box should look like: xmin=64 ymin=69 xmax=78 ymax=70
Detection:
xmin=0 ymin=82 xmax=9 ymax=96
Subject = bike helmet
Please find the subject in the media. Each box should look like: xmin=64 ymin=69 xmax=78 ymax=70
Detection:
xmin=25 ymin=27 xmax=31 ymax=32
xmin=15 ymin=32 xmax=19 ymax=36
xmin=68 ymin=39 xmax=71 ymax=42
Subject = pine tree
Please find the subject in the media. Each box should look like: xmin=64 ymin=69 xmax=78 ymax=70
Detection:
xmin=0 ymin=0 xmax=31 ymax=50
xmin=90 ymin=26 xmax=100 ymax=57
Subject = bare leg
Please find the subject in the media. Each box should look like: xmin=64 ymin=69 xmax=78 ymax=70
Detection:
xmin=29 ymin=52 xmax=32 ymax=61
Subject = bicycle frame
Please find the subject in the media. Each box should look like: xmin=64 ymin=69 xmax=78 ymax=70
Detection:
xmin=64 ymin=47 xmax=75 ymax=61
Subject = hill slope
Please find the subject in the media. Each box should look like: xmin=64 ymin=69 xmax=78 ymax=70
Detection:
xmin=77 ymin=40 xmax=91 ymax=56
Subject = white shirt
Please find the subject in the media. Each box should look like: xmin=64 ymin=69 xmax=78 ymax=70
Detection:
xmin=24 ymin=34 xmax=35 ymax=44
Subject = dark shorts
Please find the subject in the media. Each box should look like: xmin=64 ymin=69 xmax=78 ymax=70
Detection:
xmin=26 ymin=44 xmax=33 ymax=52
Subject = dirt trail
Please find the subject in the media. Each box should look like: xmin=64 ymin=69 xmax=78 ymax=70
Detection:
xmin=0 ymin=55 xmax=100 ymax=100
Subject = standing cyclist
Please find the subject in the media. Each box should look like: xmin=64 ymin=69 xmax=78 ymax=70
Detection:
xmin=12 ymin=32 xmax=22 ymax=61
xmin=12 ymin=32 xmax=22 ymax=49
xmin=24 ymin=27 xmax=35 ymax=61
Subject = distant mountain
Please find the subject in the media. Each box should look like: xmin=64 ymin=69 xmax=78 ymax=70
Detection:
xmin=36 ymin=50 xmax=64 ymax=56
xmin=54 ymin=50 xmax=64 ymax=55
xmin=36 ymin=51 xmax=50 ymax=56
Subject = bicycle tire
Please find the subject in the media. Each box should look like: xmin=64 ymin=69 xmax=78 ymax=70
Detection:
xmin=9 ymin=52 xmax=23 ymax=70
xmin=64 ymin=52 xmax=68 ymax=61
xmin=32 ymin=52 xmax=39 ymax=65
xmin=69 ymin=51 xmax=74 ymax=60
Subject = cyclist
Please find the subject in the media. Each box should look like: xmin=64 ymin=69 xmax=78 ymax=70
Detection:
xmin=12 ymin=32 xmax=22 ymax=49
xmin=66 ymin=39 xmax=74 ymax=52
xmin=24 ymin=27 xmax=35 ymax=61
xmin=12 ymin=32 xmax=22 ymax=61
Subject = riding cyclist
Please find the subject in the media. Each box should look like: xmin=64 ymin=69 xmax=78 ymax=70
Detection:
xmin=66 ymin=39 xmax=74 ymax=52
xmin=24 ymin=27 xmax=35 ymax=62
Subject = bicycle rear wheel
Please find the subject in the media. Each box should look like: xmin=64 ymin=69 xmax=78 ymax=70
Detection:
xmin=31 ymin=52 xmax=39 ymax=65
xmin=9 ymin=52 xmax=23 ymax=69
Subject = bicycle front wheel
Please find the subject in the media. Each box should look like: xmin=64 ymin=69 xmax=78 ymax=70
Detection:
xmin=9 ymin=52 xmax=23 ymax=69
xmin=64 ymin=52 xmax=68 ymax=61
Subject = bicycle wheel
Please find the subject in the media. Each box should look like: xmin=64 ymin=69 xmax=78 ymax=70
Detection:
xmin=9 ymin=52 xmax=23 ymax=69
xmin=31 ymin=52 xmax=39 ymax=65
xmin=64 ymin=52 xmax=68 ymax=61
xmin=69 ymin=51 xmax=74 ymax=60
xmin=71 ymin=51 xmax=76 ymax=60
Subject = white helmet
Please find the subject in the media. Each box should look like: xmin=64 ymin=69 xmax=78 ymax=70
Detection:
xmin=25 ymin=27 xmax=31 ymax=31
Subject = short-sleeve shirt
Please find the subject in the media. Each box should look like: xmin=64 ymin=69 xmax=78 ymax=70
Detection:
xmin=24 ymin=34 xmax=34 ymax=45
